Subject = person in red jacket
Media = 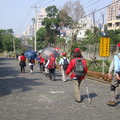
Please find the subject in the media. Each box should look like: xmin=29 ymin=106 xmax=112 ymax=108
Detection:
xmin=39 ymin=55 xmax=45 ymax=71
xmin=19 ymin=53 xmax=26 ymax=73
xmin=45 ymin=53 xmax=56 ymax=81
xmin=66 ymin=48 xmax=88 ymax=103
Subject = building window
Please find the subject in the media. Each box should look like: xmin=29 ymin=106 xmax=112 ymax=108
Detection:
xmin=115 ymin=22 xmax=120 ymax=27
xmin=39 ymin=15 xmax=43 ymax=17
xmin=38 ymin=18 xmax=43 ymax=20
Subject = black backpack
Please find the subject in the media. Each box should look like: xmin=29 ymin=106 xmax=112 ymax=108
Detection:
xmin=74 ymin=58 xmax=85 ymax=77
xmin=63 ymin=58 xmax=69 ymax=70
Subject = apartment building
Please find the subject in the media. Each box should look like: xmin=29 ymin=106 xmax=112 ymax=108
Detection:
xmin=37 ymin=8 xmax=47 ymax=30
xmin=77 ymin=17 xmax=93 ymax=40
xmin=107 ymin=0 xmax=120 ymax=30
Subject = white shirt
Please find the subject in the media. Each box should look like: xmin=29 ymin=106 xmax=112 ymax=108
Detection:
xmin=59 ymin=57 xmax=69 ymax=65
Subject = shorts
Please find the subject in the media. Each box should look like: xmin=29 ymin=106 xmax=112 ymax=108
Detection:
xmin=112 ymin=74 xmax=120 ymax=87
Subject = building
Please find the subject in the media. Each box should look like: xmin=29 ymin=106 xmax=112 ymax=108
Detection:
xmin=37 ymin=8 xmax=47 ymax=30
xmin=77 ymin=17 xmax=93 ymax=40
xmin=107 ymin=0 xmax=120 ymax=30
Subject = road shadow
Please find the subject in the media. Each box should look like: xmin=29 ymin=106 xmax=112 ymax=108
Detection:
xmin=0 ymin=77 xmax=45 ymax=97
xmin=81 ymin=93 xmax=97 ymax=102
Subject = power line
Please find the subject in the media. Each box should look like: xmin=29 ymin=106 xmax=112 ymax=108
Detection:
xmin=17 ymin=20 xmax=32 ymax=35
xmin=79 ymin=0 xmax=120 ymax=21
xmin=32 ymin=0 xmax=45 ymax=6
xmin=84 ymin=0 xmax=102 ymax=9
xmin=38 ymin=0 xmax=56 ymax=7
xmin=15 ymin=8 xmax=33 ymax=34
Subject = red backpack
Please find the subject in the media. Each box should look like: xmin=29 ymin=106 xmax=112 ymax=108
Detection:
xmin=47 ymin=57 xmax=56 ymax=69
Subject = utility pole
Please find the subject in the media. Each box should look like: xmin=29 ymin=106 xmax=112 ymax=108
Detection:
xmin=31 ymin=17 xmax=35 ymax=49
xmin=13 ymin=34 xmax=15 ymax=53
xmin=31 ymin=6 xmax=38 ymax=51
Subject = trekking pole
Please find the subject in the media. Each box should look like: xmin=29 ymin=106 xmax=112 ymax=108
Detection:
xmin=84 ymin=78 xmax=91 ymax=103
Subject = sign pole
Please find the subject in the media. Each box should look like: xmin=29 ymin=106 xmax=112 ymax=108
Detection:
xmin=102 ymin=57 xmax=105 ymax=75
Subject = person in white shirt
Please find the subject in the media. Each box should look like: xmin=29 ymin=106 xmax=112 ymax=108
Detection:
xmin=59 ymin=53 xmax=69 ymax=82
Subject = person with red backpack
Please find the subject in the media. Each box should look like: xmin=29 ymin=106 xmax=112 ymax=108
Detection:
xmin=45 ymin=53 xmax=56 ymax=81
xmin=66 ymin=48 xmax=88 ymax=103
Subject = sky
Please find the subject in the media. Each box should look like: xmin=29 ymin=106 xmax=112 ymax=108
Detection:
xmin=0 ymin=0 xmax=112 ymax=35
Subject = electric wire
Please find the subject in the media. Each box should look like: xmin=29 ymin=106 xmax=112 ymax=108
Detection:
xmin=15 ymin=8 xmax=33 ymax=35
xmin=79 ymin=0 xmax=120 ymax=21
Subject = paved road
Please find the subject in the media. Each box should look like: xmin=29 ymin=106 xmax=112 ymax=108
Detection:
xmin=0 ymin=57 xmax=120 ymax=120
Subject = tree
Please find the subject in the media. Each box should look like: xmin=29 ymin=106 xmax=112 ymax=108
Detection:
xmin=46 ymin=5 xmax=59 ymax=18
xmin=2 ymin=34 xmax=13 ymax=51
xmin=0 ymin=29 xmax=13 ymax=51
xmin=62 ymin=0 xmax=85 ymax=43
xmin=41 ymin=6 xmax=61 ymax=45
xmin=36 ymin=27 xmax=49 ymax=49
xmin=0 ymin=29 xmax=22 ymax=51
xmin=105 ymin=29 xmax=120 ymax=44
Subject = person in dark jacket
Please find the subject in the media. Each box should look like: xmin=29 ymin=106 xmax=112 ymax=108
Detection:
xmin=66 ymin=48 xmax=88 ymax=103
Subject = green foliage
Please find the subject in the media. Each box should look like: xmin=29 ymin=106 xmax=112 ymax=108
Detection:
xmin=0 ymin=29 xmax=22 ymax=52
xmin=87 ymin=59 xmax=111 ymax=73
xmin=56 ymin=38 xmax=64 ymax=43
xmin=2 ymin=34 xmax=13 ymax=51
xmin=45 ymin=5 xmax=58 ymax=18
xmin=37 ymin=5 xmax=75 ymax=48
xmin=105 ymin=29 xmax=120 ymax=44
xmin=68 ymin=42 xmax=87 ymax=55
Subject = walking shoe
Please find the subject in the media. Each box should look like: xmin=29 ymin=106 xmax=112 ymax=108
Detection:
xmin=75 ymin=100 xmax=81 ymax=103
xmin=63 ymin=80 xmax=67 ymax=82
xmin=49 ymin=76 xmax=52 ymax=80
xmin=107 ymin=101 xmax=116 ymax=106
xmin=115 ymin=95 xmax=119 ymax=99
xmin=52 ymin=77 xmax=56 ymax=81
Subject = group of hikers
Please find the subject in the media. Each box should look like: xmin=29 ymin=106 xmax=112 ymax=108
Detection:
xmin=17 ymin=45 xmax=120 ymax=106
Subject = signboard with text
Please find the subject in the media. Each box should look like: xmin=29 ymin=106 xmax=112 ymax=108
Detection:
xmin=99 ymin=37 xmax=110 ymax=57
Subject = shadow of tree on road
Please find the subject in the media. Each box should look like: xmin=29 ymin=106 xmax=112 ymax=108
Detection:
xmin=0 ymin=77 xmax=45 ymax=97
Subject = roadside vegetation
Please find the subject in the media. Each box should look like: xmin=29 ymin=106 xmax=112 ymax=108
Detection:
xmin=0 ymin=0 xmax=119 ymax=82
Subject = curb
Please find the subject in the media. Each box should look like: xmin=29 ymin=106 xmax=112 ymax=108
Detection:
xmin=85 ymin=76 xmax=111 ymax=85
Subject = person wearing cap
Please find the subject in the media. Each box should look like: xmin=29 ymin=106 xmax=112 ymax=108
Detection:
xmin=66 ymin=48 xmax=88 ymax=103
xmin=107 ymin=43 xmax=120 ymax=106
xmin=59 ymin=52 xmax=69 ymax=82
xmin=45 ymin=53 xmax=56 ymax=81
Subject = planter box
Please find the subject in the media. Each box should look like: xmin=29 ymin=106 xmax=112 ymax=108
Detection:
xmin=87 ymin=70 xmax=111 ymax=82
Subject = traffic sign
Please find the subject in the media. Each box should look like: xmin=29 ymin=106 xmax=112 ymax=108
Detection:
xmin=99 ymin=37 xmax=110 ymax=57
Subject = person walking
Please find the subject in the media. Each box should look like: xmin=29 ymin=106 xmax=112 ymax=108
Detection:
xmin=43 ymin=59 xmax=49 ymax=76
xmin=66 ymin=48 xmax=88 ymax=103
xmin=39 ymin=54 xmax=45 ymax=71
xmin=45 ymin=53 xmax=56 ymax=81
xmin=59 ymin=53 xmax=69 ymax=82
xmin=107 ymin=44 xmax=120 ymax=106
xmin=29 ymin=59 xmax=35 ymax=74
xmin=36 ymin=52 xmax=41 ymax=70
xmin=18 ymin=53 xmax=26 ymax=73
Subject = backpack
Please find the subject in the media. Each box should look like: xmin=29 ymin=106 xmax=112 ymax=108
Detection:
xmin=47 ymin=57 xmax=56 ymax=69
xmin=74 ymin=58 xmax=85 ymax=77
xmin=30 ymin=60 xmax=35 ymax=63
xmin=62 ymin=58 xmax=69 ymax=70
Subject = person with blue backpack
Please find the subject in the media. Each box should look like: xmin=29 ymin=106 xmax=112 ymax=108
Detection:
xmin=59 ymin=53 xmax=69 ymax=82
xmin=66 ymin=48 xmax=88 ymax=103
